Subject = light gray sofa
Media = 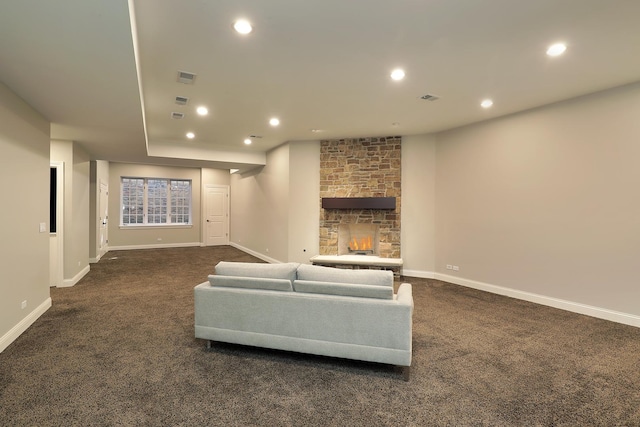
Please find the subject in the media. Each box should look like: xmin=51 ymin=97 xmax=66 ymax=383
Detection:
xmin=194 ymin=261 xmax=414 ymax=379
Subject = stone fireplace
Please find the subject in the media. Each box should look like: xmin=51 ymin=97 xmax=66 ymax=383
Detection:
xmin=319 ymin=136 xmax=401 ymax=258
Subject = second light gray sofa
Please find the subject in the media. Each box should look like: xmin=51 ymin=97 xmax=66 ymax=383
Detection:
xmin=194 ymin=261 xmax=414 ymax=379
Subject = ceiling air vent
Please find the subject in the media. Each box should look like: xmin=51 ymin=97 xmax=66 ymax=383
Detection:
xmin=176 ymin=71 xmax=197 ymax=84
xmin=175 ymin=96 xmax=189 ymax=105
xmin=171 ymin=112 xmax=184 ymax=119
xmin=420 ymin=93 xmax=440 ymax=101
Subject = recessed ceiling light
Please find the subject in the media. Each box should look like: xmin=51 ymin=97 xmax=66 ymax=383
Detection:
xmin=196 ymin=106 xmax=208 ymax=116
xmin=244 ymin=138 xmax=252 ymax=145
xmin=310 ymin=129 xmax=324 ymax=133
xmin=269 ymin=118 xmax=280 ymax=126
xmin=481 ymin=99 xmax=493 ymax=108
xmin=186 ymin=132 xmax=195 ymax=139
xmin=546 ymin=43 xmax=567 ymax=57
xmin=390 ymin=68 xmax=405 ymax=81
xmin=234 ymin=19 xmax=252 ymax=34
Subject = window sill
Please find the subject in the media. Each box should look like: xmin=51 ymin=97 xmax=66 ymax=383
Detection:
xmin=119 ymin=224 xmax=193 ymax=230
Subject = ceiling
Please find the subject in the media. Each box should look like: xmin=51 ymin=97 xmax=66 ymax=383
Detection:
xmin=1 ymin=0 xmax=640 ymax=171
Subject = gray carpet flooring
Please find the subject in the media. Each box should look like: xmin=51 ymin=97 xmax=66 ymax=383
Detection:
xmin=1 ymin=246 xmax=639 ymax=426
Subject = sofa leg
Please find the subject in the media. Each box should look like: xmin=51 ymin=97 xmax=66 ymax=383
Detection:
xmin=206 ymin=340 xmax=212 ymax=350
xmin=401 ymin=366 xmax=410 ymax=382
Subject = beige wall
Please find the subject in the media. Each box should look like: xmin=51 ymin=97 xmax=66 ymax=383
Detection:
xmin=434 ymin=82 xmax=640 ymax=319
xmin=201 ymin=168 xmax=230 ymax=187
xmin=229 ymin=141 xmax=321 ymax=264
xmin=0 ymin=83 xmax=51 ymax=352
xmin=230 ymin=144 xmax=290 ymax=262
xmin=108 ymin=163 xmax=202 ymax=248
xmin=51 ymin=140 xmax=91 ymax=285
xmin=72 ymin=145 xmax=90 ymax=277
xmin=288 ymin=141 xmax=320 ymax=263
xmin=401 ymin=134 xmax=436 ymax=276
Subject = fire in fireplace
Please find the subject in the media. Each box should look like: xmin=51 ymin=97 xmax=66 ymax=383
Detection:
xmin=349 ymin=235 xmax=373 ymax=253
xmin=338 ymin=224 xmax=379 ymax=256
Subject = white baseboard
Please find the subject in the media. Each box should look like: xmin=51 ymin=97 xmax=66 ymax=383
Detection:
xmin=229 ymin=242 xmax=282 ymax=264
xmin=90 ymin=248 xmax=110 ymax=264
xmin=108 ymin=242 xmax=201 ymax=251
xmin=434 ymin=273 xmax=640 ymax=328
xmin=401 ymin=269 xmax=435 ymax=279
xmin=60 ymin=264 xmax=91 ymax=288
xmin=0 ymin=297 xmax=52 ymax=353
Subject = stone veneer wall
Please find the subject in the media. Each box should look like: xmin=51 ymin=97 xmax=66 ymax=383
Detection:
xmin=319 ymin=136 xmax=401 ymax=258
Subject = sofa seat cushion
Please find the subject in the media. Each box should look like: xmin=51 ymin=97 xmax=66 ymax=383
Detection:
xmin=214 ymin=261 xmax=300 ymax=282
xmin=209 ymin=275 xmax=293 ymax=292
xmin=293 ymin=279 xmax=393 ymax=299
xmin=296 ymin=264 xmax=393 ymax=287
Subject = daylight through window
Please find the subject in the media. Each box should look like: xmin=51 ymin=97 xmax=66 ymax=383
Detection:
xmin=121 ymin=177 xmax=192 ymax=226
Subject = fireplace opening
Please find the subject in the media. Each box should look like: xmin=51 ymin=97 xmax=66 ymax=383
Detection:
xmin=338 ymin=224 xmax=379 ymax=256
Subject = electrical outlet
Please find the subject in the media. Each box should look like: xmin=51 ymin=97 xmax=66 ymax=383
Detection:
xmin=39 ymin=223 xmax=47 ymax=233
xmin=266 ymin=248 xmax=269 ymax=253
xmin=453 ymin=265 xmax=460 ymax=271
xmin=446 ymin=264 xmax=453 ymax=270
xmin=21 ymin=300 xmax=27 ymax=309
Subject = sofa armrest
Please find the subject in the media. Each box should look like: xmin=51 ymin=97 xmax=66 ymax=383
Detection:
xmin=396 ymin=283 xmax=413 ymax=306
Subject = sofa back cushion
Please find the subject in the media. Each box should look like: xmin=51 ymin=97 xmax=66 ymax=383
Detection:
xmin=293 ymin=280 xmax=393 ymax=299
xmin=296 ymin=264 xmax=393 ymax=287
xmin=209 ymin=275 xmax=293 ymax=292
xmin=214 ymin=261 xmax=299 ymax=282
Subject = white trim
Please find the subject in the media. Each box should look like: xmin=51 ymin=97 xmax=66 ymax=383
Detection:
xmin=0 ymin=298 xmax=52 ymax=353
xmin=202 ymin=184 xmax=230 ymax=246
xmin=60 ymin=265 xmax=91 ymax=288
xmin=402 ymin=269 xmax=435 ymax=279
xmin=120 ymin=177 xmax=193 ymax=226
xmin=230 ymin=242 xmax=282 ymax=264
xmin=434 ymin=273 xmax=640 ymax=328
xmin=50 ymin=161 xmax=64 ymax=288
xmin=108 ymin=242 xmax=201 ymax=251
xmin=90 ymin=249 xmax=108 ymax=264
xmin=119 ymin=224 xmax=192 ymax=230
xmin=98 ymin=180 xmax=109 ymax=260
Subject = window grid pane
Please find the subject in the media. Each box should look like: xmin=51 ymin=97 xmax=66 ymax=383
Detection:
xmin=170 ymin=180 xmax=191 ymax=224
xmin=147 ymin=179 xmax=167 ymax=224
xmin=122 ymin=178 xmax=144 ymax=224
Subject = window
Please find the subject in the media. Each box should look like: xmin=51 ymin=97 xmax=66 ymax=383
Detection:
xmin=121 ymin=177 xmax=192 ymax=226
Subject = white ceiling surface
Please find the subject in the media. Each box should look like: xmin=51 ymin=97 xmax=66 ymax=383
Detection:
xmin=1 ymin=1 xmax=640 ymax=170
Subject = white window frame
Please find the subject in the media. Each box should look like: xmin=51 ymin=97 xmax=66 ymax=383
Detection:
xmin=120 ymin=177 xmax=192 ymax=227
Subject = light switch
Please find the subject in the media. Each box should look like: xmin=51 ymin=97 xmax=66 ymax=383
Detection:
xmin=39 ymin=223 xmax=47 ymax=233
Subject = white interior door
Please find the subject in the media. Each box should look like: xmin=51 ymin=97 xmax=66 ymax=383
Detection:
xmin=98 ymin=181 xmax=109 ymax=258
xmin=204 ymin=185 xmax=229 ymax=246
